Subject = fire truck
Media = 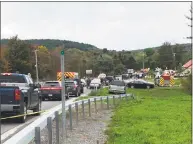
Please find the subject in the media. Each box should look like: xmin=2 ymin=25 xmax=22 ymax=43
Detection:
xmin=57 ymin=72 xmax=79 ymax=81
xmin=154 ymin=69 xmax=175 ymax=87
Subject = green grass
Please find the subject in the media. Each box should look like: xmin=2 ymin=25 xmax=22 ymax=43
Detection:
xmin=105 ymin=87 xmax=191 ymax=144
xmin=88 ymin=87 xmax=109 ymax=96
xmin=75 ymin=87 xmax=110 ymax=101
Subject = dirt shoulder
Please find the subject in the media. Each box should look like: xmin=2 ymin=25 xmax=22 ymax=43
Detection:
xmin=29 ymin=104 xmax=113 ymax=144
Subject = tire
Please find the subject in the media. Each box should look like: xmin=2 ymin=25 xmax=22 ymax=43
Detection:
xmin=17 ymin=102 xmax=27 ymax=123
xmin=33 ymin=98 xmax=41 ymax=116
xmin=81 ymin=88 xmax=84 ymax=93
xmin=147 ymin=85 xmax=150 ymax=89
xmin=65 ymin=95 xmax=69 ymax=100
xmin=131 ymin=85 xmax=134 ymax=89
xmin=75 ymin=91 xmax=79 ymax=97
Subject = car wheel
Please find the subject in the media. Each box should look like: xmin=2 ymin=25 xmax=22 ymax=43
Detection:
xmin=33 ymin=98 xmax=41 ymax=116
xmin=147 ymin=85 xmax=150 ymax=89
xmin=131 ymin=85 xmax=134 ymax=89
xmin=81 ymin=88 xmax=84 ymax=93
xmin=17 ymin=102 xmax=27 ymax=123
xmin=66 ymin=94 xmax=69 ymax=99
xmin=75 ymin=91 xmax=79 ymax=97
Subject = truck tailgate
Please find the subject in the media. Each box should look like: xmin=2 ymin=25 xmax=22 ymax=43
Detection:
xmin=0 ymin=86 xmax=20 ymax=105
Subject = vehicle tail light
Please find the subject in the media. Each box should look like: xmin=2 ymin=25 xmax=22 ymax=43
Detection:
xmin=2 ymin=73 xmax=11 ymax=76
xmin=14 ymin=89 xmax=21 ymax=101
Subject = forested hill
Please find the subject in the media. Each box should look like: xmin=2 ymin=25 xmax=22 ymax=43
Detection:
xmin=1 ymin=39 xmax=98 ymax=51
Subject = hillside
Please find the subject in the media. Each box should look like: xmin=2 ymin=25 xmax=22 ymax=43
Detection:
xmin=1 ymin=39 xmax=191 ymax=53
xmin=1 ymin=39 xmax=98 ymax=51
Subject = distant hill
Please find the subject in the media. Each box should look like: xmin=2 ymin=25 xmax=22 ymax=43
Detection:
xmin=1 ymin=39 xmax=98 ymax=51
xmin=131 ymin=43 xmax=192 ymax=53
xmin=1 ymin=38 xmax=191 ymax=53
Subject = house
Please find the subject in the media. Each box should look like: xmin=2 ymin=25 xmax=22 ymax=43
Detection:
xmin=182 ymin=59 xmax=192 ymax=74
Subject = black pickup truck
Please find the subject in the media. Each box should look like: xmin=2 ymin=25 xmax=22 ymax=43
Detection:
xmin=0 ymin=73 xmax=42 ymax=123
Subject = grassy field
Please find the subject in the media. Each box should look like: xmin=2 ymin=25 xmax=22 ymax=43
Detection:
xmin=75 ymin=87 xmax=109 ymax=101
xmin=105 ymin=87 xmax=192 ymax=144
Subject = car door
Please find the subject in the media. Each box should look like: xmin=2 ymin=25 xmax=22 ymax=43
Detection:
xmin=133 ymin=80 xmax=142 ymax=88
xmin=28 ymin=76 xmax=38 ymax=107
xmin=136 ymin=80 xmax=146 ymax=88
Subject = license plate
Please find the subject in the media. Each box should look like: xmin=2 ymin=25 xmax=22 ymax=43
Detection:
xmin=48 ymin=94 xmax=53 ymax=96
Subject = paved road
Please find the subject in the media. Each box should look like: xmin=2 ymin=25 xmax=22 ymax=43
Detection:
xmin=1 ymin=87 xmax=91 ymax=142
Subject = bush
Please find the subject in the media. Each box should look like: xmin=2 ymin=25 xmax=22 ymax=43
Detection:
xmin=181 ymin=74 xmax=192 ymax=95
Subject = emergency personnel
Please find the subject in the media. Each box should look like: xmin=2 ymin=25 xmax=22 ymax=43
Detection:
xmin=86 ymin=77 xmax=91 ymax=88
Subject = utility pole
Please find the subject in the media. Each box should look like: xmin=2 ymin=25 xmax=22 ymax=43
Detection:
xmin=60 ymin=44 xmax=66 ymax=144
xmin=34 ymin=49 xmax=39 ymax=83
xmin=173 ymin=53 xmax=176 ymax=70
xmin=142 ymin=51 xmax=145 ymax=70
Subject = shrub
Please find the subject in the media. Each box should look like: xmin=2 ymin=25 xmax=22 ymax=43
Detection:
xmin=181 ymin=74 xmax=192 ymax=95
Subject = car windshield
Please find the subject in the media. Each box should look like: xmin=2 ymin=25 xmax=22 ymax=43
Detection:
xmin=111 ymin=80 xmax=125 ymax=86
xmin=0 ymin=75 xmax=26 ymax=83
xmin=65 ymin=81 xmax=75 ymax=86
xmin=44 ymin=82 xmax=60 ymax=87
xmin=137 ymin=79 xmax=146 ymax=83
xmin=91 ymin=79 xmax=100 ymax=84
xmin=106 ymin=76 xmax=114 ymax=81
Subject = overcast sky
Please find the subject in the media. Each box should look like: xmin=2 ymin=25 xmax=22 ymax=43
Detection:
xmin=1 ymin=2 xmax=192 ymax=50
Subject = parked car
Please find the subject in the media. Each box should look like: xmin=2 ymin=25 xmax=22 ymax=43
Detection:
xmin=109 ymin=80 xmax=126 ymax=94
xmin=90 ymin=78 xmax=101 ymax=89
xmin=127 ymin=79 xmax=154 ymax=89
xmin=65 ymin=80 xmax=81 ymax=97
xmin=40 ymin=81 xmax=69 ymax=101
xmin=0 ymin=73 xmax=42 ymax=123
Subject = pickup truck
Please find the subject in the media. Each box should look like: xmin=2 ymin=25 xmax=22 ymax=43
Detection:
xmin=40 ymin=81 xmax=70 ymax=101
xmin=0 ymin=73 xmax=42 ymax=123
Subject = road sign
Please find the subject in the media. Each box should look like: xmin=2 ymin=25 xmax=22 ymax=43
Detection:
xmin=127 ymin=69 xmax=134 ymax=73
xmin=60 ymin=49 xmax=66 ymax=143
xmin=86 ymin=70 xmax=92 ymax=74
xmin=61 ymin=50 xmax=64 ymax=55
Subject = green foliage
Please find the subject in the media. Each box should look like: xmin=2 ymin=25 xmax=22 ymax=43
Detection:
xmin=5 ymin=36 xmax=33 ymax=74
xmin=106 ymin=88 xmax=191 ymax=144
xmin=181 ymin=74 xmax=192 ymax=95
xmin=1 ymin=38 xmax=97 ymax=51
xmin=89 ymin=87 xmax=109 ymax=96
xmin=0 ymin=37 xmax=191 ymax=80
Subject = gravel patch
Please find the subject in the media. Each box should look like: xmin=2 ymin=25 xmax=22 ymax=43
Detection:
xmin=29 ymin=103 xmax=113 ymax=144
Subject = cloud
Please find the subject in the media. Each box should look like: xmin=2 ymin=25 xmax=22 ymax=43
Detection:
xmin=1 ymin=2 xmax=191 ymax=50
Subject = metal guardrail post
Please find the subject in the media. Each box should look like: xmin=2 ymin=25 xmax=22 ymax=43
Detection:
xmin=47 ymin=117 xmax=52 ymax=144
xmin=82 ymin=100 xmax=85 ymax=119
xmin=75 ymin=102 xmax=78 ymax=125
xmin=113 ymin=95 xmax=115 ymax=106
xmin=107 ymin=96 xmax=109 ymax=110
xmin=69 ymin=105 xmax=72 ymax=130
xmin=55 ymin=111 xmax=59 ymax=144
xmin=88 ymin=99 xmax=91 ymax=117
xmin=35 ymin=127 xmax=41 ymax=144
xmin=94 ymin=98 xmax=97 ymax=113
xmin=100 ymin=97 xmax=103 ymax=110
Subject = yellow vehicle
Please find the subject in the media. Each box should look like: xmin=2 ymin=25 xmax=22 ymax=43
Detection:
xmin=57 ymin=72 xmax=78 ymax=81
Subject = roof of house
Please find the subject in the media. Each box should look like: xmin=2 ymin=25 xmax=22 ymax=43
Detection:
xmin=183 ymin=59 xmax=192 ymax=68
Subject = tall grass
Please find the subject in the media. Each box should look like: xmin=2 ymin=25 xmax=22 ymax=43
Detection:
xmin=181 ymin=74 xmax=192 ymax=95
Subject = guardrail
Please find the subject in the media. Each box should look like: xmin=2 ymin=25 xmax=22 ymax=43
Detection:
xmin=4 ymin=94 xmax=134 ymax=144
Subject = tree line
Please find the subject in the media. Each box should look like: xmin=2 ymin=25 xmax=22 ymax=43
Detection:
xmin=0 ymin=36 xmax=192 ymax=81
